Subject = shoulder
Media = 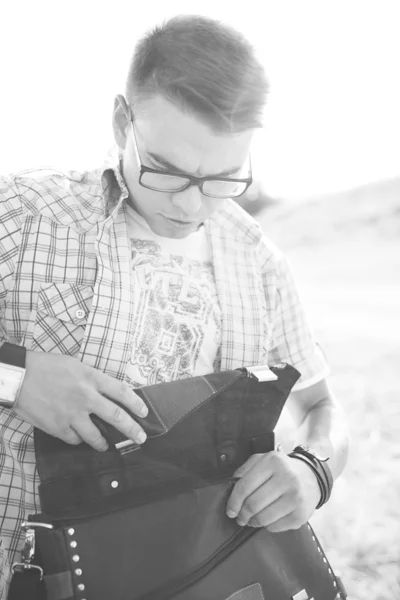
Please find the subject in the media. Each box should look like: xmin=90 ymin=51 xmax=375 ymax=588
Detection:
xmin=0 ymin=174 xmax=20 ymax=206
xmin=3 ymin=167 xmax=105 ymax=230
xmin=0 ymin=174 xmax=23 ymax=231
xmin=0 ymin=177 xmax=22 ymax=282
xmin=211 ymin=200 xmax=287 ymax=268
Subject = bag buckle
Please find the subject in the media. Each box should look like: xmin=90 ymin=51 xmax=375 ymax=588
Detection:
xmin=11 ymin=521 xmax=53 ymax=580
xmin=245 ymin=365 xmax=278 ymax=382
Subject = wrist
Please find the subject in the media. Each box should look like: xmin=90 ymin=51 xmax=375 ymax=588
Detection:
xmin=289 ymin=445 xmax=334 ymax=509
xmin=291 ymin=456 xmax=322 ymax=509
xmin=0 ymin=342 xmax=27 ymax=409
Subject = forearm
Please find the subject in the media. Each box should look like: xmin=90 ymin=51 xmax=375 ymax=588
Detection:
xmin=294 ymin=392 xmax=349 ymax=481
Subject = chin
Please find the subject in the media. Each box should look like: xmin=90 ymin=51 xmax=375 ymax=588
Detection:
xmin=157 ymin=226 xmax=194 ymax=239
xmin=151 ymin=216 xmax=199 ymax=239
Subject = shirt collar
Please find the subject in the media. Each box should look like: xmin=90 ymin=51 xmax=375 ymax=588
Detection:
xmin=99 ymin=145 xmax=129 ymax=220
xmin=208 ymin=202 xmax=263 ymax=246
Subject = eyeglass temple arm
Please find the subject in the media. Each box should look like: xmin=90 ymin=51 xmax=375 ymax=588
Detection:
xmin=129 ymin=120 xmax=143 ymax=168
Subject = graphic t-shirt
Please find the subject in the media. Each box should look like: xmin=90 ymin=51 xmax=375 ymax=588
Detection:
xmin=125 ymin=206 xmax=221 ymax=387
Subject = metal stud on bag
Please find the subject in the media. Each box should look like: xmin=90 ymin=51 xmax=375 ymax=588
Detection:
xmin=306 ymin=524 xmax=346 ymax=599
xmin=67 ymin=527 xmax=89 ymax=597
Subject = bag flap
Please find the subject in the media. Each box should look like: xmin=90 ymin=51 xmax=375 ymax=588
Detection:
xmin=34 ymin=364 xmax=300 ymax=515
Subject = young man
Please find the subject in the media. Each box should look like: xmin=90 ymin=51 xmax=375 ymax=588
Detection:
xmin=0 ymin=15 xmax=349 ymax=597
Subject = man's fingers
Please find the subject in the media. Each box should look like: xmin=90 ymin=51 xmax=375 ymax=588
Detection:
xmin=227 ymin=452 xmax=290 ymax=519
xmin=244 ymin=494 xmax=293 ymax=527
xmin=96 ymin=374 xmax=148 ymax=419
xmin=90 ymin=393 xmax=147 ymax=446
xmin=233 ymin=453 xmax=264 ymax=479
xmin=73 ymin=417 xmax=110 ymax=452
xmin=234 ymin=479 xmax=284 ymax=526
xmin=226 ymin=457 xmax=275 ymax=518
xmin=60 ymin=428 xmax=83 ymax=446
xmin=118 ymin=380 xmax=149 ymax=418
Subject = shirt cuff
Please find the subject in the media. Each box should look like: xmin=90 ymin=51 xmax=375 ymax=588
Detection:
xmin=289 ymin=344 xmax=331 ymax=392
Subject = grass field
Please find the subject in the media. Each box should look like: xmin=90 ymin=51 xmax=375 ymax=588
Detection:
xmin=258 ymin=179 xmax=400 ymax=600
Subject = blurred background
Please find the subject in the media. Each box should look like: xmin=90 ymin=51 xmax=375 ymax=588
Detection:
xmin=1 ymin=1 xmax=399 ymax=598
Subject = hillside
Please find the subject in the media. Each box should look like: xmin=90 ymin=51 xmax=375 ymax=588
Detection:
xmin=259 ymin=177 xmax=400 ymax=286
xmin=259 ymin=176 xmax=400 ymax=247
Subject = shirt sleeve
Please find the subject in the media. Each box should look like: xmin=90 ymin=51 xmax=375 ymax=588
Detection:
xmin=0 ymin=176 xmax=22 ymax=344
xmin=266 ymin=250 xmax=330 ymax=391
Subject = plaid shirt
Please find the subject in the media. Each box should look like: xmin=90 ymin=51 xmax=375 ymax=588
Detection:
xmin=0 ymin=154 xmax=328 ymax=596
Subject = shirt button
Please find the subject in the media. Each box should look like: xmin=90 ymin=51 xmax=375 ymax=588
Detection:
xmin=75 ymin=309 xmax=85 ymax=319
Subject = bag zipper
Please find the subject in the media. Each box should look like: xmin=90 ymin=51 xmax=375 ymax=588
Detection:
xmin=138 ymin=526 xmax=257 ymax=600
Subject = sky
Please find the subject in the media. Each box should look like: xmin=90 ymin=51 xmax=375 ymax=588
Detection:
xmin=1 ymin=0 xmax=399 ymax=199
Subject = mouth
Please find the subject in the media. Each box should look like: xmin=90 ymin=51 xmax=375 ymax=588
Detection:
xmin=161 ymin=215 xmax=197 ymax=227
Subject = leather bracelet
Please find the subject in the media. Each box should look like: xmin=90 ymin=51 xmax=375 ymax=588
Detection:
xmin=289 ymin=454 xmax=327 ymax=508
xmin=289 ymin=448 xmax=333 ymax=509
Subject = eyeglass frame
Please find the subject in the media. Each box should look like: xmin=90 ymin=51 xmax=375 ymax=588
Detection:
xmin=128 ymin=112 xmax=253 ymax=199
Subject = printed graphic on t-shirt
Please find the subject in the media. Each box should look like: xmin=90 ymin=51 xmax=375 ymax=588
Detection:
xmin=127 ymin=239 xmax=221 ymax=387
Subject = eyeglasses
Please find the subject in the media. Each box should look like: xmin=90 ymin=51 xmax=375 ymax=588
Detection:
xmin=129 ymin=118 xmax=252 ymax=199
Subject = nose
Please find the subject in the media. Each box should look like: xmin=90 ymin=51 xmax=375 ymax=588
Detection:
xmin=170 ymin=185 xmax=203 ymax=218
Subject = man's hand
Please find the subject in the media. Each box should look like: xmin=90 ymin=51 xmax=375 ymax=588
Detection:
xmin=14 ymin=351 xmax=149 ymax=451
xmin=226 ymin=451 xmax=321 ymax=532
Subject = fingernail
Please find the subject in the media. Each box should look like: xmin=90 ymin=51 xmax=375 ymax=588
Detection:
xmin=236 ymin=519 xmax=247 ymax=527
xmin=140 ymin=405 xmax=149 ymax=418
xmin=137 ymin=431 xmax=147 ymax=444
xmin=226 ymin=510 xmax=237 ymax=519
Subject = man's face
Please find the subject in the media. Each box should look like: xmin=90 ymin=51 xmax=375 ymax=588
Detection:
xmin=113 ymin=94 xmax=254 ymax=239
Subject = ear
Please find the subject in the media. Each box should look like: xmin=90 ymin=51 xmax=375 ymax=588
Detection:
xmin=112 ymin=94 xmax=130 ymax=151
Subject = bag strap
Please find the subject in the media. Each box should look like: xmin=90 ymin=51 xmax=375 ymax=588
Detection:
xmin=8 ymin=520 xmax=51 ymax=600
xmin=7 ymin=567 xmax=44 ymax=600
